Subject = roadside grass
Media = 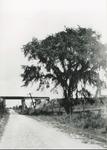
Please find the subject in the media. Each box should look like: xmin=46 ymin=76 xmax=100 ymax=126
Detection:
xmin=34 ymin=111 xmax=107 ymax=146
xmin=0 ymin=111 xmax=10 ymax=140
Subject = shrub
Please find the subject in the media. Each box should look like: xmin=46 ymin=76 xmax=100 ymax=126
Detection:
xmin=83 ymin=111 xmax=106 ymax=129
xmin=69 ymin=111 xmax=106 ymax=129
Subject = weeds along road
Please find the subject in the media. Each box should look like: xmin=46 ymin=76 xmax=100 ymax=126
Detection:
xmin=0 ymin=110 xmax=103 ymax=149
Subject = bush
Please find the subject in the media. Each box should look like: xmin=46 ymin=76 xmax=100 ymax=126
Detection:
xmin=69 ymin=111 xmax=106 ymax=129
xmin=83 ymin=111 xmax=106 ymax=129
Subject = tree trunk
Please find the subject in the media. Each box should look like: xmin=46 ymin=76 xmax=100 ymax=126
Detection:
xmin=62 ymin=88 xmax=73 ymax=115
xmin=63 ymin=97 xmax=73 ymax=114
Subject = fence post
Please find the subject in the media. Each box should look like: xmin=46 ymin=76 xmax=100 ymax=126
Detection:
xmin=21 ymin=99 xmax=25 ymax=113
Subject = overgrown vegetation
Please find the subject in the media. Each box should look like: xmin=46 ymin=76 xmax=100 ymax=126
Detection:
xmin=0 ymin=99 xmax=8 ymax=119
xmin=0 ymin=113 xmax=9 ymax=140
xmin=21 ymin=26 xmax=107 ymax=114
xmin=0 ymin=102 xmax=10 ymax=141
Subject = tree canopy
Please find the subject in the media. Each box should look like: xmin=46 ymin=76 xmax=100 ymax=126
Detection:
xmin=21 ymin=26 xmax=107 ymax=114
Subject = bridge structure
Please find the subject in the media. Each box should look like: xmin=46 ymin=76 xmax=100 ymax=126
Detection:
xmin=0 ymin=96 xmax=50 ymax=112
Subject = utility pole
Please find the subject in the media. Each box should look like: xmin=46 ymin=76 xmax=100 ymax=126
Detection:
xmin=29 ymin=93 xmax=35 ymax=108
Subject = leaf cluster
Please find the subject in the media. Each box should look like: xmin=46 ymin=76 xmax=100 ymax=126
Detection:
xmin=21 ymin=27 xmax=107 ymax=98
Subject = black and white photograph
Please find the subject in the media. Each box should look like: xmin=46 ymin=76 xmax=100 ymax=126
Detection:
xmin=0 ymin=0 xmax=107 ymax=149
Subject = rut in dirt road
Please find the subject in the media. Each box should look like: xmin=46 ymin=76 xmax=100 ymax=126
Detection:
xmin=0 ymin=110 xmax=103 ymax=149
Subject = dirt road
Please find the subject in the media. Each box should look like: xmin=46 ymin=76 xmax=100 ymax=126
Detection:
xmin=0 ymin=110 xmax=103 ymax=149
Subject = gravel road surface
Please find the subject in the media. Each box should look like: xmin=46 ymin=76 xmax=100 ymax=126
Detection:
xmin=0 ymin=110 xmax=103 ymax=149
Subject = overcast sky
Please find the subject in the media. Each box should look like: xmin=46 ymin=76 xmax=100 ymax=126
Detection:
xmin=0 ymin=0 xmax=107 ymax=106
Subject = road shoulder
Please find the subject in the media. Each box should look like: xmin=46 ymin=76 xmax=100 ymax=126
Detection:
xmin=29 ymin=115 xmax=107 ymax=149
xmin=0 ymin=113 xmax=10 ymax=140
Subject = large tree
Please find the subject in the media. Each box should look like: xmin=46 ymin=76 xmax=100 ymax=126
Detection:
xmin=21 ymin=26 xmax=107 ymax=114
